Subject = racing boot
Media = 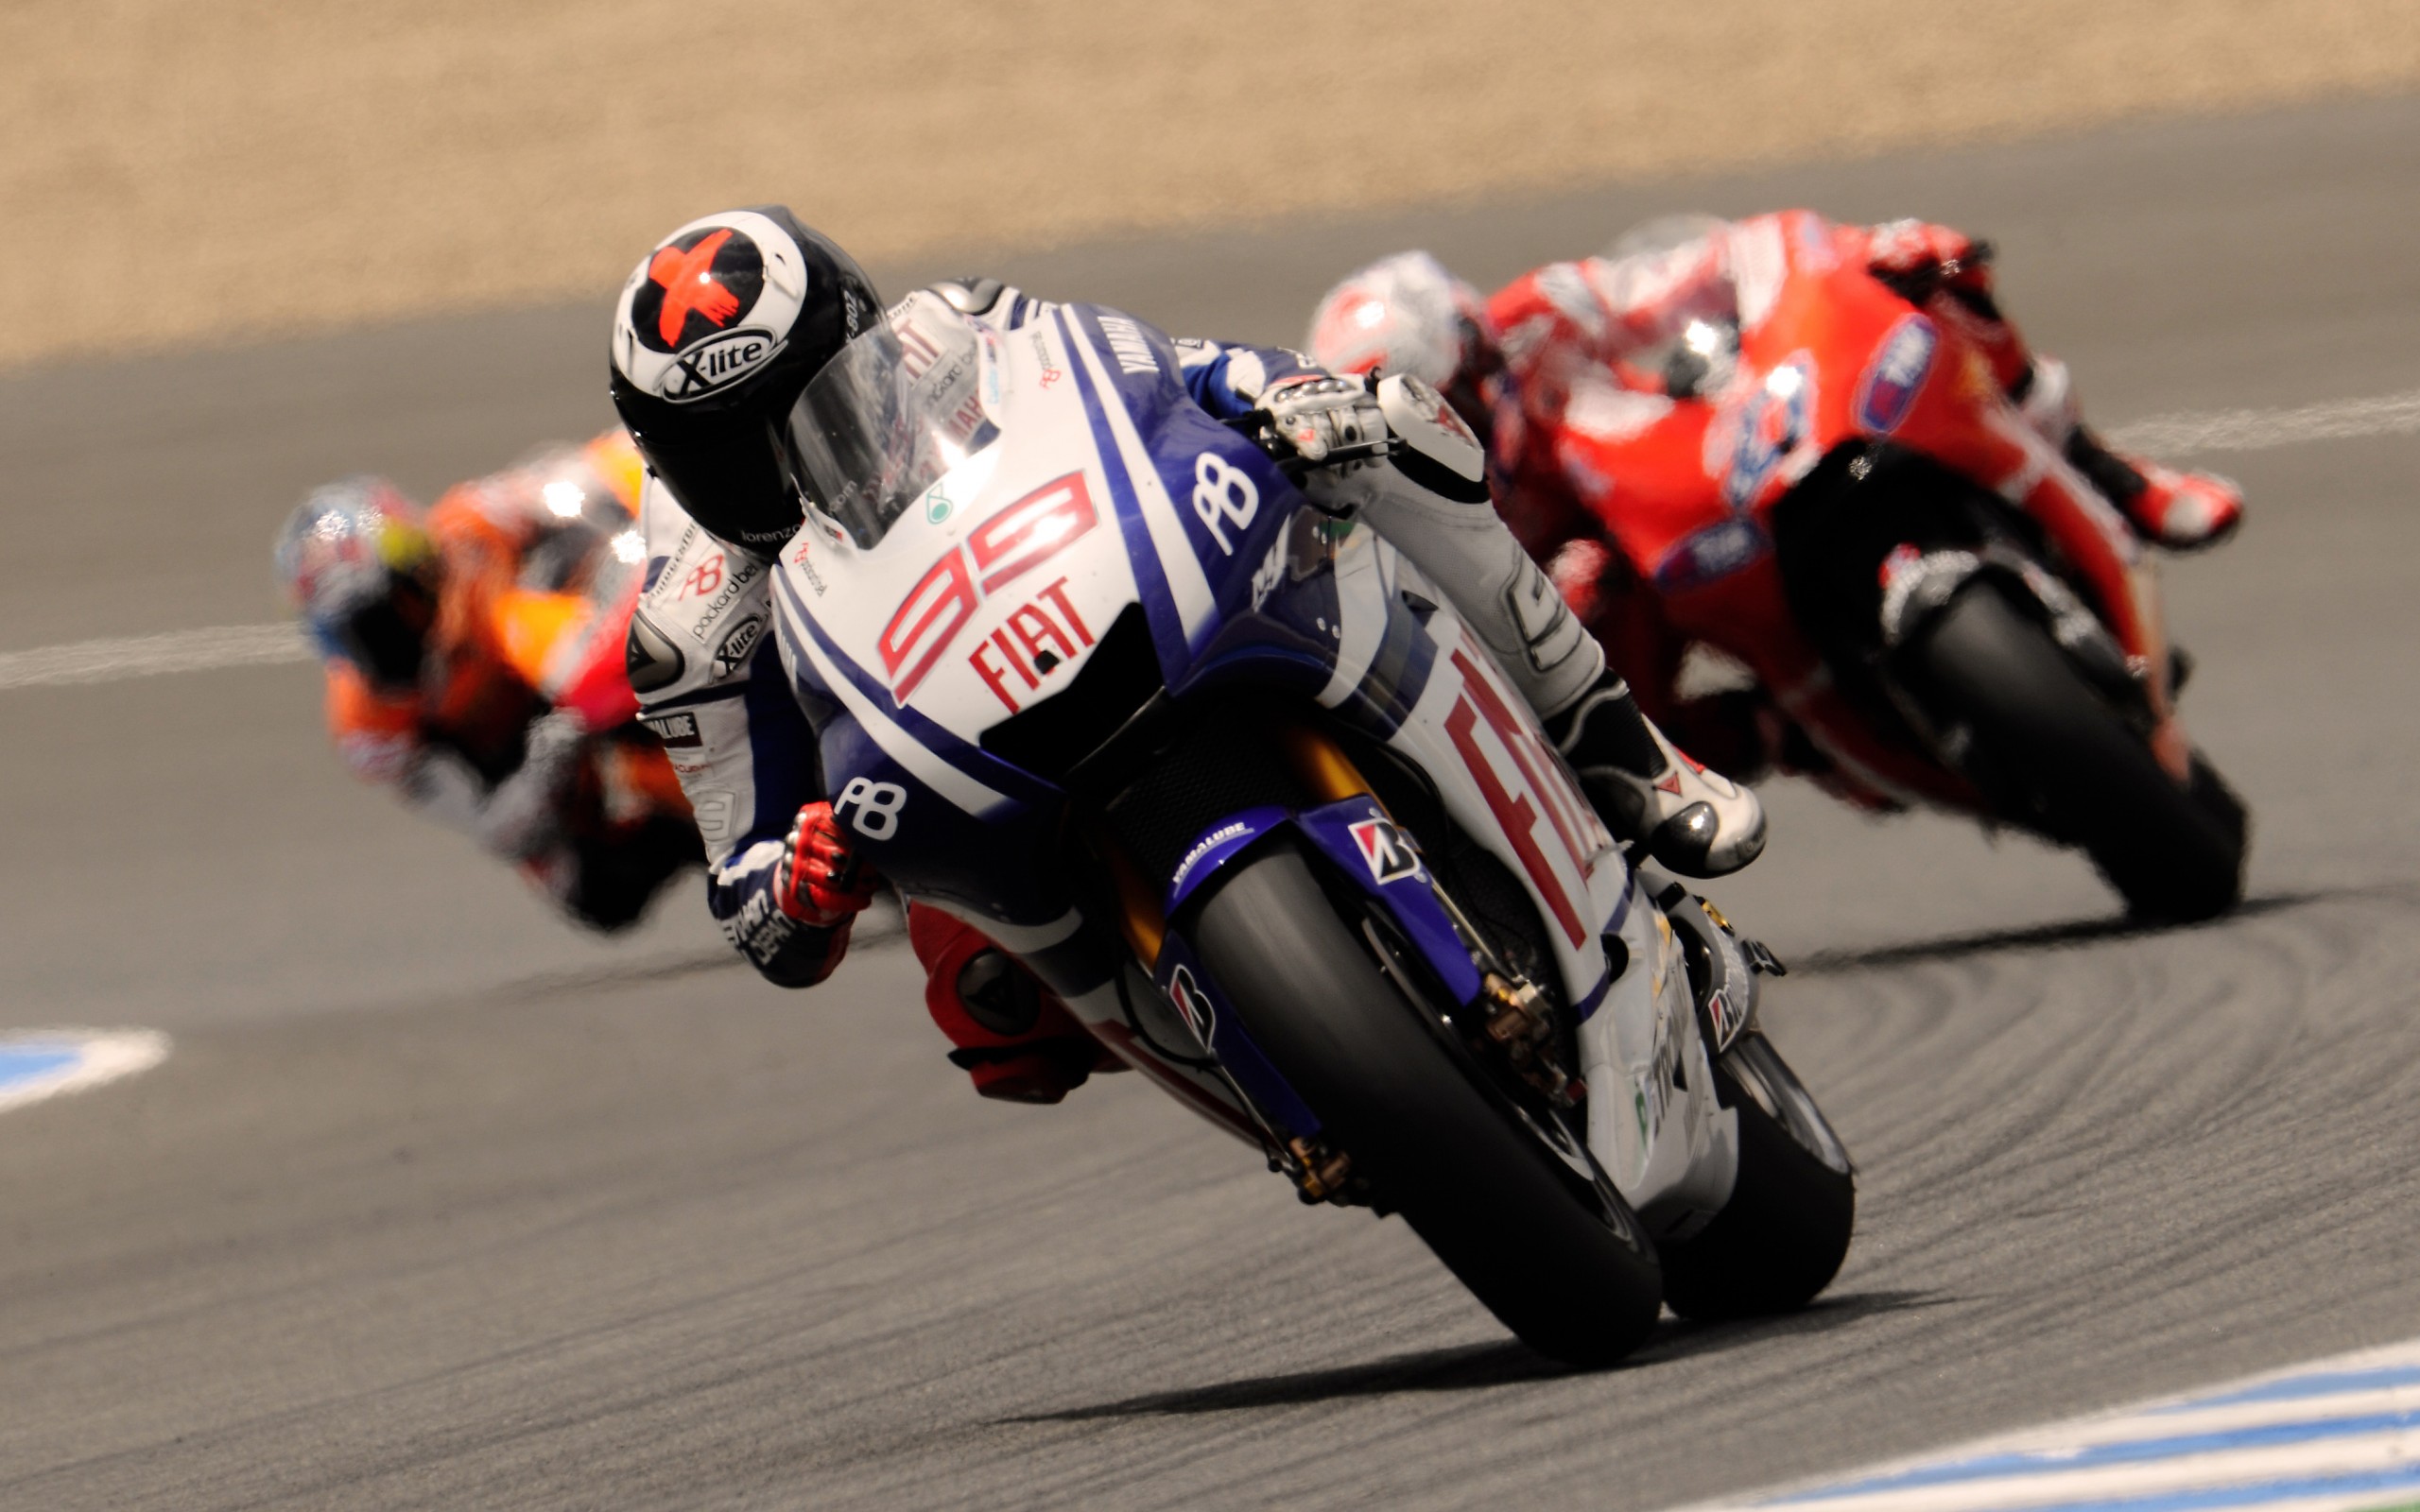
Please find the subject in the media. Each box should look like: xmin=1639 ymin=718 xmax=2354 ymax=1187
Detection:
xmin=2066 ymin=426 xmax=2243 ymax=551
xmin=908 ymin=904 xmax=1114 ymax=1105
xmin=1548 ymin=671 xmax=1766 ymax=877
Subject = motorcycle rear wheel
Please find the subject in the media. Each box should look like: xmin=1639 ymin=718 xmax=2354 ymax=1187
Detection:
xmin=1656 ymin=1031 xmax=1855 ymax=1321
xmin=1909 ymin=580 xmax=2247 ymax=922
xmin=1189 ymin=840 xmax=1665 ymax=1366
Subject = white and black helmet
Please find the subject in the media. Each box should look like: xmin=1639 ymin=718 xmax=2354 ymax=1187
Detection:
xmin=610 ymin=205 xmax=881 ymax=549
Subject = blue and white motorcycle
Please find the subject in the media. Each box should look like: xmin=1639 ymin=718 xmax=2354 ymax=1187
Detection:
xmin=769 ymin=302 xmax=1853 ymax=1365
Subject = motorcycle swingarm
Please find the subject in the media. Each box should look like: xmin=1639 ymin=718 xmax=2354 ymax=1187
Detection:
xmin=1636 ymin=866 xmax=1785 ymax=1057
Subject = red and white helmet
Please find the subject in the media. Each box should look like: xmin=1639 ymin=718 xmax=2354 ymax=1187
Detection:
xmin=1306 ymin=250 xmax=1493 ymax=387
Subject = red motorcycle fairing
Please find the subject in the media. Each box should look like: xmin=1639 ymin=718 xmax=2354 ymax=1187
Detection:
xmin=1544 ymin=213 xmax=2191 ymax=805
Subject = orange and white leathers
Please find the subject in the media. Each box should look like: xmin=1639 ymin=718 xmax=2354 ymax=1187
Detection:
xmin=319 ymin=431 xmax=695 ymax=927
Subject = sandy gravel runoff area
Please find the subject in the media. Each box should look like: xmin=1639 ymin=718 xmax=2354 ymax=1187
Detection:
xmin=6 ymin=0 xmax=2416 ymax=369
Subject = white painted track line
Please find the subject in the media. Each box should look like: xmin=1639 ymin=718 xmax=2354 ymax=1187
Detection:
xmin=0 ymin=384 xmax=2411 ymax=698
xmin=0 ymin=623 xmax=307 ymax=693
xmin=2105 ymin=387 xmax=2420 ymax=455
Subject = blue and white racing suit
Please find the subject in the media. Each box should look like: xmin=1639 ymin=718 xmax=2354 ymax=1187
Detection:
xmin=628 ymin=280 xmax=1605 ymax=987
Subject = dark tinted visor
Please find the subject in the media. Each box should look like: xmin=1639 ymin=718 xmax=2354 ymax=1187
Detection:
xmin=338 ymin=588 xmax=430 ymax=689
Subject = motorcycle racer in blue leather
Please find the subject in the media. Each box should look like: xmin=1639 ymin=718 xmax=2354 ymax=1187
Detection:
xmin=608 ymin=206 xmax=1765 ymax=1011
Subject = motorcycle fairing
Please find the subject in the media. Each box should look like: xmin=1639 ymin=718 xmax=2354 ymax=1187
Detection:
xmin=1161 ymin=797 xmax=1485 ymax=1013
xmin=772 ymin=301 xmax=1732 ymax=1211
xmin=1584 ymin=871 xmax=1739 ymax=1226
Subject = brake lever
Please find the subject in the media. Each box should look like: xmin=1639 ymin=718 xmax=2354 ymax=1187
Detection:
xmin=1221 ymin=409 xmax=1402 ymax=479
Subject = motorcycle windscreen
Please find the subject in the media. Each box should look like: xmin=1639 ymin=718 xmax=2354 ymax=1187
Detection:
xmin=784 ymin=324 xmax=1000 ymax=549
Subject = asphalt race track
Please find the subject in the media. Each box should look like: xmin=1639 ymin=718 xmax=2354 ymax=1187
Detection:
xmin=4 ymin=95 xmax=2418 ymax=1510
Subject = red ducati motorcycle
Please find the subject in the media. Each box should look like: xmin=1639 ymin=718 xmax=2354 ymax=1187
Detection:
xmin=1558 ymin=223 xmax=2247 ymax=920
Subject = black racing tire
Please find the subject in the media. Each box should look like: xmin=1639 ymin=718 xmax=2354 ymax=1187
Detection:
xmin=1657 ymin=1032 xmax=1856 ymax=1321
xmin=1189 ymin=841 xmax=1664 ymax=1366
xmin=1908 ymin=579 xmax=2247 ymax=922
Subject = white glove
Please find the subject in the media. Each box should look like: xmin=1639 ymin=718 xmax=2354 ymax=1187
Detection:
xmin=1254 ymin=374 xmax=1398 ymax=473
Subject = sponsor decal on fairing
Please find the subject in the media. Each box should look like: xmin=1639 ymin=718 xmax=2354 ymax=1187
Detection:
xmin=1167 ymin=964 xmax=1217 ymax=1047
xmin=1653 ymin=516 xmax=1770 ymax=593
xmin=1096 ymin=314 xmax=1163 ymax=376
xmin=875 ymin=472 xmax=1100 ymax=704
xmin=1721 ymin=355 xmax=1816 ymax=509
xmin=1347 ymin=816 xmax=1423 ymax=884
xmin=1854 ymin=313 xmax=1938 ymax=436
xmin=966 ymin=576 xmax=1097 ymax=713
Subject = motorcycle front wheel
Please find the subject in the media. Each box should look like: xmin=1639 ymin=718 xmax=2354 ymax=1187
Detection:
xmin=1188 ymin=839 xmax=1665 ymax=1366
xmin=1908 ymin=579 xmax=2248 ymax=922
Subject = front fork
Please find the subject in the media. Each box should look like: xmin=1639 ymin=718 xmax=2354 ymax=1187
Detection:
xmin=1091 ymin=720 xmax=1763 ymax=1229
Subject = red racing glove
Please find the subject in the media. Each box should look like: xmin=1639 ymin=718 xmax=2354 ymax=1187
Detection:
xmin=775 ymin=801 xmax=880 ymax=926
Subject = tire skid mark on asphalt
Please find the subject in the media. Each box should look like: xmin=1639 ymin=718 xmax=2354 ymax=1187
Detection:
xmin=2107 ymin=389 xmax=2420 ymax=457
xmin=0 ymin=387 xmax=2412 ymax=696
xmin=0 ymin=1029 xmax=170 ymax=1114
xmin=1728 ymin=883 xmax=2420 ymax=1504
xmin=1668 ymin=1339 xmax=2420 ymax=1511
